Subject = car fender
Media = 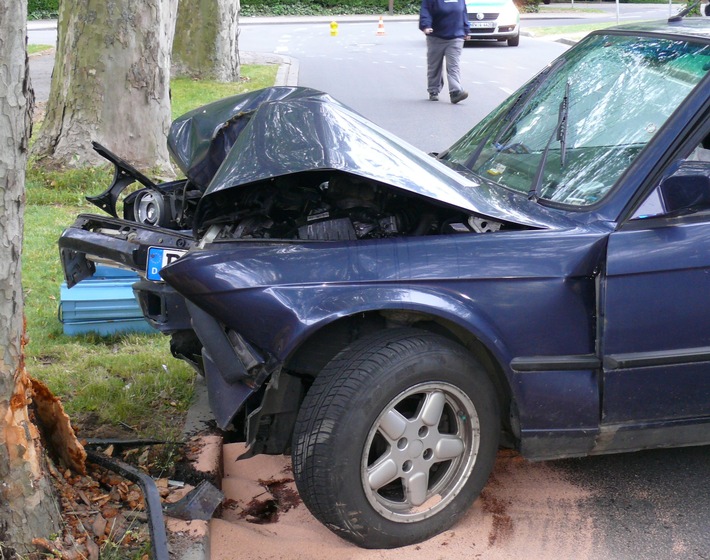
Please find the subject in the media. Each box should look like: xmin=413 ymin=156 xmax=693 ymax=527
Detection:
xmin=161 ymin=232 xmax=608 ymax=440
xmin=257 ymin=283 xmax=512 ymax=369
xmin=162 ymin=232 xmax=607 ymax=365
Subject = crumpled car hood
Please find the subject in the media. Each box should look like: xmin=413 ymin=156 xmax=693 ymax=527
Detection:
xmin=168 ymin=86 xmax=554 ymax=230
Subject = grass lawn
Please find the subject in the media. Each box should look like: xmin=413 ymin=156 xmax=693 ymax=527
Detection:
xmin=28 ymin=43 xmax=53 ymax=55
xmin=527 ymin=21 xmax=622 ymax=37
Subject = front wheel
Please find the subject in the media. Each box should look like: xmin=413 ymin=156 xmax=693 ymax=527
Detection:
xmin=292 ymin=328 xmax=500 ymax=548
xmin=508 ymin=33 xmax=520 ymax=47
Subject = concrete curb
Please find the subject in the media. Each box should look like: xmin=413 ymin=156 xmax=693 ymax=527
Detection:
xmin=241 ymin=51 xmax=299 ymax=87
xmin=555 ymin=36 xmax=581 ymax=45
xmin=170 ymin=376 xmax=222 ymax=560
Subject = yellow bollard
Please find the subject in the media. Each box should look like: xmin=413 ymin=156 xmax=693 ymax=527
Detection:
xmin=330 ymin=21 xmax=338 ymax=36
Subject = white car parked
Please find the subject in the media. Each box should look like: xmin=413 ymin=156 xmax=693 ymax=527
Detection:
xmin=465 ymin=0 xmax=520 ymax=46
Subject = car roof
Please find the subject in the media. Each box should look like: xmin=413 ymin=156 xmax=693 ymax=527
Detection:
xmin=603 ymin=18 xmax=710 ymax=41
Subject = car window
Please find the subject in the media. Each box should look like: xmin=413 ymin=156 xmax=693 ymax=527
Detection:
xmin=442 ymin=33 xmax=710 ymax=207
xmin=631 ymin=137 xmax=710 ymax=220
xmin=687 ymin=135 xmax=710 ymax=162
xmin=631 ymin=186 xmax=666 ymax=219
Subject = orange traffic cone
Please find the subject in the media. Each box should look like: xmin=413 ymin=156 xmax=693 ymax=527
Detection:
xmin=376 ymin=16 xmax=385 ymax=36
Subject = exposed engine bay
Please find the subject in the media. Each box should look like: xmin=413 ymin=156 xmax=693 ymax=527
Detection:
xmin=91 ymin=143 xmax=508 ymax=243
xmin=199 ymin=172 xmax=507 ymax=242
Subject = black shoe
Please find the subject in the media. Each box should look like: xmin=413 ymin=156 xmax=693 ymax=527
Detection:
xmin=429 ymin=93 xmax=439 ymax=101
xmin=451 ymin=90 xmax=469 ymax=104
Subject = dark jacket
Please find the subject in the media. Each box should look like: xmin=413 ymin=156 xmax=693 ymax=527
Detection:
xmin=419 ymin=0 xmax=470 ymax=39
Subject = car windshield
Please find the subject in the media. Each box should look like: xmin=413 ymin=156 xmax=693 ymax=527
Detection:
xmin=441 ymin=33 xmax=710 ymax=206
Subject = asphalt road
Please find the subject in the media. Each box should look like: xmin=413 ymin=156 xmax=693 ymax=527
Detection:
xmin=237 ymin=19 xmax=567 ymax=152
xmin=555 ymin=446 xmax=710 ymax=559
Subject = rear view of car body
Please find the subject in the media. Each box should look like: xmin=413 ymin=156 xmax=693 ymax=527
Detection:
xmin=465 ymin=0 xmax=520 ymax=46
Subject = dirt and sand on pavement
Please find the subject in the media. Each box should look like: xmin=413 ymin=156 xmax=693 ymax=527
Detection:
xmin=210 ymin=444 xmax=596 ymax=560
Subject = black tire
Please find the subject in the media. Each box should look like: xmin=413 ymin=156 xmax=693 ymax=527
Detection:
xmin=508 ymin=33 xmax=520 ymax=47
xmin=292 ymin=328 xmax=500 ymax=548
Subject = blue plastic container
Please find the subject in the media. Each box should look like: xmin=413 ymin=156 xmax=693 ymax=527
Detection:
xmin=59 ymin=266 xmax=154 ymax=336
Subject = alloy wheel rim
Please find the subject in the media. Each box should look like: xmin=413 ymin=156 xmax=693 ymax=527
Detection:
xmin=361 ymin=381 xmax=480 ymax=523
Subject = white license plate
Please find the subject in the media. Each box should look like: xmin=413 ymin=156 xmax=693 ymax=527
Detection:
xmin=146 ymin=247 xmax=187 ymax=281
xmin=470 ymin=22 xmax=495 ymax=28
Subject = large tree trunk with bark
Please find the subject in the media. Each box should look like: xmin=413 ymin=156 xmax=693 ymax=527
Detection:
xmin=0 ymin=0 xmax=63 ymax=554
xmin=30 ymin=0 xmax=178 ymax=172
xmin=173 ymin=0 xmax=240 ymax=82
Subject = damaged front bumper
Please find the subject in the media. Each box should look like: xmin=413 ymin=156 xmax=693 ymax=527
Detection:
xmin=59 ymin=215 xmax=279 ymax=432
xmin=59 ymin=214 xmax=195 ymax=333
xmin=185 ymin=299 xmax=281 ymax=430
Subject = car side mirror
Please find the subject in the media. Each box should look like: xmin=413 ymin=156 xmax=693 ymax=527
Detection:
xmin=659 ymin=162 xmax=710 ymax=214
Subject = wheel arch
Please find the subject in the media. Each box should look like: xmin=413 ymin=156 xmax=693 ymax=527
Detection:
xmin=241 ymin=289 xmax=522 ymax=456
xmin=284 ymin=306 xmax=517 ymax=444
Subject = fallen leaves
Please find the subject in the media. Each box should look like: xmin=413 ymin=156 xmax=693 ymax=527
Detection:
xmin=46 ymin=459 xmax=150 ymax=559
xmin=39 ymin=444 xmax=202 ymax=560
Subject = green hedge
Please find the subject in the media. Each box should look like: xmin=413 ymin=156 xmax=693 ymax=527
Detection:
xmin=29 ymin=0 xmax=422 ymax=18
xmin=240 ymin=0 xmax=421 ymax=16
xmin=28 ymin=0 xmax=58 ymax=10
xmin=28 ymin=0 xmax=59 ymax=19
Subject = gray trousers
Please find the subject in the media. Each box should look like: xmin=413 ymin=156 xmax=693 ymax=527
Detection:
xmin=426 ymin=35 xmax=464 ymax=96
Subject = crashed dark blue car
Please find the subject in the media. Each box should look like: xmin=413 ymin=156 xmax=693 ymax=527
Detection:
xmin=59 ymin=20 xmax=710 ymax=549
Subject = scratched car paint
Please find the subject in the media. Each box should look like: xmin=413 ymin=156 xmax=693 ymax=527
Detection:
xmin=59 ymin=19 xmax=710 ymax=549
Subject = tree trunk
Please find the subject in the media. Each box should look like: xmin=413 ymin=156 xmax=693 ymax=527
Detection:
xmin=172 ymin=0 xmax=240 ymax=82
xmin=0 ymin=0 xmax=63 ymax=554
xmin=30 ymin=0 xmax=178 ymax=172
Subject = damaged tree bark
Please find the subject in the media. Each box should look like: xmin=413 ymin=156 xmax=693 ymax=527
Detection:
xmin=0 ymin=0 xmax=63 ymax=553
xmin=172 ymin=0 xmax=240 ymax=82
xmin=30 ymin=0 xmax=178 ymax=172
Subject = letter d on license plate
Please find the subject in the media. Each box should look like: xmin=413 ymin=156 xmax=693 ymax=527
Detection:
xmin=147 ymin=247 xmax=187 ymax=281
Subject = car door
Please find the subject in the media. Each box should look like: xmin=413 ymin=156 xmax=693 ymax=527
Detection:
xmin=601 ymin=161 xmax=710 ymax=428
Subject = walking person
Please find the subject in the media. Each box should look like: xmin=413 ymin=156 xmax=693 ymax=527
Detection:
xmin=419 ymin=0 xmax=470 ymax=104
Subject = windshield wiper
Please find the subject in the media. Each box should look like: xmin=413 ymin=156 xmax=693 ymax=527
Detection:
xmin=558 ymin=82 xmax=570 ymax=168
xmin=460 ymin=58 xmax=566 ymax=170
xmin=528 ymin=81 xmax=570 ymax=201
xmin=669 ymin=0 xmax=700 ymax=22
